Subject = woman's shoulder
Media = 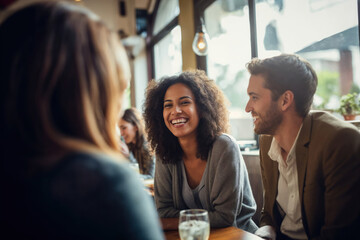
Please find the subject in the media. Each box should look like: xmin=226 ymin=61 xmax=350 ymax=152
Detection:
xmin=209 ymin=133 xmax=240 ymax=161
xmin=59 ymin=152 xmax=127 ymax=173
xmin=42 ymin=152 xmax=163 ymax=239
xmin=207 ymin=134 xmax=242 ymax=170
xmin=51 ymin=152 xmax=134 ymax=192
xmin=213 ymin=133 xmax=238 ymax=148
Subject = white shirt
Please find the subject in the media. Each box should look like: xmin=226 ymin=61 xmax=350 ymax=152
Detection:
xmin=267 ymin=125 xmax=307 ymax=240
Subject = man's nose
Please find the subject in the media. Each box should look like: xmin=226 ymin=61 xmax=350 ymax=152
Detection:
xmin=245 ymin=101 xmax=252 ymax=113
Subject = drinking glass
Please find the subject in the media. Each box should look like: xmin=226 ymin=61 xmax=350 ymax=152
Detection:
xmin=178 ymin=209 xmax=210 ymax=240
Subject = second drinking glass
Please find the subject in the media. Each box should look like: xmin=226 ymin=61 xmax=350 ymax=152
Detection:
xmin=178 ymin=209 xmax=210 ymax=240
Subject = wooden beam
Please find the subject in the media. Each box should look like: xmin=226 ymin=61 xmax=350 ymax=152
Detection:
xmin=179 ymin=0 xmax=196 ymax=71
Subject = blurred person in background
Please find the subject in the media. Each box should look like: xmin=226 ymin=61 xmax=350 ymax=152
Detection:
xmin=119 ymin=108 xmax=155 ymax=179
xmin=0 ymin=2 xmax=164 ymax=239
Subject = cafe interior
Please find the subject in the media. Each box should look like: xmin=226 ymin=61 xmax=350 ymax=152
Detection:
xmin=0 ymin=0 xmax=359 ymax=239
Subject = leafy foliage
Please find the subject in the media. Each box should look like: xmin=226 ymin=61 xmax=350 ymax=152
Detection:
xmin=338 ymin=92 xmax=360 ymax=115
xmin=315 ymin=71 xmax=339 ymax=108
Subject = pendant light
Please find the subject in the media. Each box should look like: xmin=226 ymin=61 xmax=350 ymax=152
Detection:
xmin=192 ymin=18 xmax=210 ymax=56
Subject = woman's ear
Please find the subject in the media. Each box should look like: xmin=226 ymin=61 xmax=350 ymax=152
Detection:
xmin=280 ymin=90 xmax=294 ymax=111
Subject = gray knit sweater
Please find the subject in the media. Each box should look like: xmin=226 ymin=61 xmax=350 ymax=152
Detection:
xmin=154 ymin=134 xmax=258 ymax=233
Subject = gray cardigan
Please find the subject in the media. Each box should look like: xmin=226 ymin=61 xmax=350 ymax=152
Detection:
xmin=154 ymin=134 xmax=258 ymax=233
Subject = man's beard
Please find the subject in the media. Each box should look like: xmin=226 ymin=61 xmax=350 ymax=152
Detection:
xmin=253 ymin=102 xmax=283 ymax=135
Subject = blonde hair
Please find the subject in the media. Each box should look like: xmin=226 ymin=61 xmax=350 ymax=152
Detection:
xmin=0 ymin=2 xmax=130 ymax=163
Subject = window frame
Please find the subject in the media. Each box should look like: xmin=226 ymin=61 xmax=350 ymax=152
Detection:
xmin=146 ymin=0 xmax=180 ymax=80
xmin=148 ymin=0 xmax=360 ymax=144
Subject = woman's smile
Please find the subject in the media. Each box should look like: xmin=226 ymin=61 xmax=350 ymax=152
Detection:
xmin=163 ymin=83 xmax=199 ymax=139
xmin=170 ymin=117 xmax=188 ymax=127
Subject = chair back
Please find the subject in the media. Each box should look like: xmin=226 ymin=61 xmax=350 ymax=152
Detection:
xmin=243 ymin=153 xmax=263 ymax=226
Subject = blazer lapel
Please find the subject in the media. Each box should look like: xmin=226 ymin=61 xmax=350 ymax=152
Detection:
xmin=296 ymin=114 xmax=312 ymax=204
xmin=261 ymin=136 xmax=280 ymax=220
xmin=271 ymin=159 xmax=279 ymax=198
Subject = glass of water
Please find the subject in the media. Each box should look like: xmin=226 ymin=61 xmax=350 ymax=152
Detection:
xmin=178 ymin=209 xmax=210 ymax=240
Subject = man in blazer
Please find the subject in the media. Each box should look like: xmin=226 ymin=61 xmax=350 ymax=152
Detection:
xmin=244 ymin=54 xmax=360 ymax=239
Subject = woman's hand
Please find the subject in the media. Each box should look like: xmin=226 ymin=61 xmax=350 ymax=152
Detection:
xmin=119 ymin=140 xmax=130 ymax=158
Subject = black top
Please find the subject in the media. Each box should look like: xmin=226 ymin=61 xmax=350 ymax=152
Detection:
xmin=0 ymin=152 xmax=164 ymax=239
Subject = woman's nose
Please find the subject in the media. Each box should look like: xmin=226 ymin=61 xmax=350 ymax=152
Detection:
xmin=173 ymin=105 xmax=182 ymax=114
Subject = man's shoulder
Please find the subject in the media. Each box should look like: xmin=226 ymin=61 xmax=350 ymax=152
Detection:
xmin=299 ymin=112 xmax=360 ymax=156
xmin=309 ymin=111 xmax=360 ymax=138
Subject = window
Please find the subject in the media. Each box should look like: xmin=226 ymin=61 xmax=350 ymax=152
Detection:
xmin=152 ymin=0 xmax=180 ymax=35
xmin=154 ymin=26 xmax=182 ymax=79
xmin=204 ymin=1 xmax=255 ymax=142
xmin=256 ymin=0 xmax=359 ymax=112
xmin=198 ymin=0 xmax=359 ymax=144
xmin=150 ymin=0 xmax=182 ymax=79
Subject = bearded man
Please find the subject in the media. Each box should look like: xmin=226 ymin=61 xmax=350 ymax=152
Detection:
xmin=245 ymin=54 xmax=360 ymax=240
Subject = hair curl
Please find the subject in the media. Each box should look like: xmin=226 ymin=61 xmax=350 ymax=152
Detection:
xmin=143 ymin=69 xmax=229 ymax=164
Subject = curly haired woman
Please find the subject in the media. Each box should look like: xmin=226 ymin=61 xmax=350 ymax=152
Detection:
xmin=143 ymin=70 xmax=258 ymax=233
xmin=119 ymin=108 xmax=155 ymax=179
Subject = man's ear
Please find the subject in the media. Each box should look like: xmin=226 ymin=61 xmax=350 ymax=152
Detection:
xmin=280 ymin=90 xmax=294 ymax=111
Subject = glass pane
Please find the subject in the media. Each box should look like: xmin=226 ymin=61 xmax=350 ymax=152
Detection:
xmin=256 ymin=0 xmax=359 ymax=115
xmin=154 ymin=25 xmax=182 ymax=79
xmin=153 ymin=0 xmax=180 ymax=35
xmin=205 ymin=0 xmax=255 ymax=143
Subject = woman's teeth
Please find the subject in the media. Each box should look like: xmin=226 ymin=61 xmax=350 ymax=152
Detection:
xmin=171 ymin=118 xmax=187 ymax=125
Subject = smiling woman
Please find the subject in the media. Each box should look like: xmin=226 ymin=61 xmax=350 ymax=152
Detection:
xmin=162 ymin=83 xmax=200 ymax=140
xmin=119 ymin=108 xmax=155 ymax=179
xmin=143 ymin=70 xmax=258 ymax=233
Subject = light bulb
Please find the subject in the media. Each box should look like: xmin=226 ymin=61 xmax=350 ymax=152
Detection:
xmin=192 ymin=31 xmax=210 ymax=56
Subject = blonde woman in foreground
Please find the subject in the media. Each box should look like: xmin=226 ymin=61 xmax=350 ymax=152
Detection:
xmin=0 ymin=2 xmax=163 ymax=239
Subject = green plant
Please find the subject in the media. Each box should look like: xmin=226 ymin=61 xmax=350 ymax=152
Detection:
xmin=316 ymin=71 xmax=340 ymax=107
xmin=338 ymin=92 xmax=360 ymax=116
xmin=349 ymin=83 xmax=360 ymax=94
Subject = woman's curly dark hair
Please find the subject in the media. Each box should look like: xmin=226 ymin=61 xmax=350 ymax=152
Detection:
xmin=143 ymin=69 xmax=230 ymax=164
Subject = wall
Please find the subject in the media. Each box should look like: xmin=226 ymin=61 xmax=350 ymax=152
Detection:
xmin=0 ymin=0 xmax=134 ymax=33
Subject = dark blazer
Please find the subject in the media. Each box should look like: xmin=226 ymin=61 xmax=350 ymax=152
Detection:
xmin=259 ymin=111 xmax=360 ymax=240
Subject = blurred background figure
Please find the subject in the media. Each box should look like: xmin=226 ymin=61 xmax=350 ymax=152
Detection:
xmin=0 ymin=2 xmax=164 ymax=239
xmin=119 ymin=108 xmax=155 ymax=179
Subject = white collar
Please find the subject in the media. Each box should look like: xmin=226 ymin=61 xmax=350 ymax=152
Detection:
xmin=268 ymin=124 xmax=303 ymax=166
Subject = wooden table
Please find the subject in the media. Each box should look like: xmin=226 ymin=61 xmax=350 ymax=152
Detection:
xmin=164 ymin=226 xmax=263 ymax=240
xmin=143 ymin=178 xmax=154 ymax=196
